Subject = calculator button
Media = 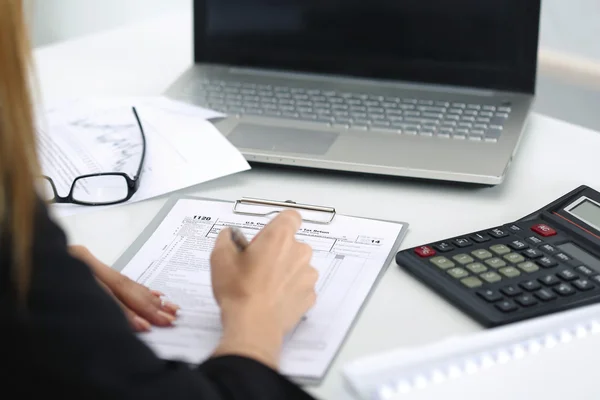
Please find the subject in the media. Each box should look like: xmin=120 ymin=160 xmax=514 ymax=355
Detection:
xmin=553 ymin=283 xmax=575 ymax=296
xmin=433 ymin=242 xmax=454 ymax=252
xmin=501 ymin=285 xmax=522 ymax=297
xmin=503 ymin=253 xmax=525 ymax=264
xmin=430 ymin=256 xmax=455 ymax=270
xmin=536 ymin=256 xmax=558 ymax=268
xmin=485 ymin=257 xmax=507 ymax=269
xmin=490 ymin=244 xmax=511 ymax=255
xmin=576 ymin=265 xmax=595 ymax=276
xmin=573 ymin=279 xmax=594 ymax=291
xmin=515 ymin=294 xmax=537 ymax=307
xmin=471 ymin=249 xmax=493 ymax=260
xmin=447 ymin=267 xmax=469 ymax=279
xmin=539 ymin=244 xmax=557 ymax=254
xmin=466 ymin=262 xmax=487 ymax=274
xmin=453 ymin=238 xmax=473 ymax=248
xmin=461 ymin=277 xmax=483 ymax=288
xmin=517 ymin=261 xmax=540 ymax=273
xmin=557 ymin=269 xmax=578 ymax=281
xmin=415 ymin=246 xmax=436 ymax=257
xmin=526 ymin=236 xmax=544 ymax=245
xmin=506 ymin=224 xmax=522 ymax=233
xmin=495 ymin=300 xmax=518 ymax=313
xmin=499 ymin=266 xmax=521 ymax=278
xmin=535 ymin=288 xmax=557 ymax=302
xmin=477 ymin=288 xmax=503 ymax=302
xmin=480 ymin=271 xmax=502 ymax=283
xmin=539 ymin=275 xmax=561 ymax=286
xmin=531 ymin=224 xmax=557 ymax=237
xmin=453 ymin=254 xmax=475 ymax=265
xmin=523 ymin=248 xmax=543 ymax=259
xmin=508 ymin=240 xmax=528 ymax=251
xmin=555 ymin=253 xmax=571 ymax=262
xmin=520 ymin=280 xmax=541 ymax=291
xmin=470 ymin=233 xmax=491 ymax=243
xmin=489 ymin=228 xmax=509 ymax=238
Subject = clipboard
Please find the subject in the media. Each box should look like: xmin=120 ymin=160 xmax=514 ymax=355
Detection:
xmin=232 ymin=197 xmax=337 ymax=224
xmin=112 ymin=193 xmax=409 ymax=386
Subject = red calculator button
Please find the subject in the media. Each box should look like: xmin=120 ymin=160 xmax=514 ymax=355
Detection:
xmin=531 ymin=224 xmax=557 ymax=237
xmin=415 ymin=246 xmax=436 ymax=258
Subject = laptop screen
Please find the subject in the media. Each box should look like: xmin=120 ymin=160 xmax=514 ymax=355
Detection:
xmin=194 ymin=0 xmax=540 ymax=93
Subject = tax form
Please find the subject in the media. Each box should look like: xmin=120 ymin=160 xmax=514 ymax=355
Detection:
xmin=114 ymin=196 xmax=408 ymax=383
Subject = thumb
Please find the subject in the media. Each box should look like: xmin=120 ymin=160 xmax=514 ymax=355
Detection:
xmin=211 ymin=227 xmax=238 ymax=265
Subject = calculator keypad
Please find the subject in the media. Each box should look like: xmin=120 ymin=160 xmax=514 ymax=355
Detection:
xmin=409 ymin=219 xmax=600 ymax=325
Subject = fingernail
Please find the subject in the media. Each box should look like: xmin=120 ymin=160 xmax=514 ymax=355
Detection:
xmin=151 ymin=290 xmax=165 ymax=297
xmin=134 ymin=315 xmax=151 ymax=332
xmin=163 ymin=301 xmax=180 ymax=313
xmin=157 ymin=310 xmax=176 ymax=323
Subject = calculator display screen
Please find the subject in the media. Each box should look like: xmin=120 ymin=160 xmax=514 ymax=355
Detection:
xmin=568 ymin=198 xmax=600 ymax=232
xmin=558 ymin=242 xmax=600 ymax=272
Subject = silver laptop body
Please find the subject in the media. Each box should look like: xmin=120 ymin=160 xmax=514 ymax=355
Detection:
xmin=165 ymin=0 xmax=541 ymax=185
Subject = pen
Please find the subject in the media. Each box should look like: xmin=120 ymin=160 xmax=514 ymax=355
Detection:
xmin=230 ymin=227 xmax=249 ymax=252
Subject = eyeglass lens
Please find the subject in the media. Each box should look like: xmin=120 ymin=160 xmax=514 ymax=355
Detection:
xmin=72 ymin=175 xmax=129 ymax=204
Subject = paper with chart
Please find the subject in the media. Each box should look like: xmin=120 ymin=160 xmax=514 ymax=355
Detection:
xmin=116 ymin=197 xmax=407 ymax=381
xmin=36 ymin=96 xmax=247 ymax=217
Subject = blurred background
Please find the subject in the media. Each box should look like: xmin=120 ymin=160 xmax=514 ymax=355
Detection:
xmin=27 ymin=0 xmax=600 ymax=133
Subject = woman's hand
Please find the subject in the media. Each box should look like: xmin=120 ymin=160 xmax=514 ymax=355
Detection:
xmin=209 ymin=210 xmax=319 ymax=370
xmin=69 ymin=245 xmax=180 ymax=332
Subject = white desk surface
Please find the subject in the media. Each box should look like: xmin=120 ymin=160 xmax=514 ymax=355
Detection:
xmin=33 ymin=11 xmax=600 ymax=400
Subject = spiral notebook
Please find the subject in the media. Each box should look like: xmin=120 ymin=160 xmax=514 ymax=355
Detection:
xmin=343 ymin=302 xmax=600 ymax=400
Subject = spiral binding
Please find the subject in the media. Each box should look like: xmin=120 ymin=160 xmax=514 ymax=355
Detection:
xmin=371 ymin=319 xmax=600 ymax=400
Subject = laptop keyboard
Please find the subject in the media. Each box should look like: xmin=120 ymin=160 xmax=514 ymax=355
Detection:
xmin=185 ymin=79 xmax=512 ymax=143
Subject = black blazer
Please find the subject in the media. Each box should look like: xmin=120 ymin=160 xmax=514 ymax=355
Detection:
xmin=0 ymin=203 xmax=316 ymax=400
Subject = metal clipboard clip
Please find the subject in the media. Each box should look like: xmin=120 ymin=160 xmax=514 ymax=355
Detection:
xmin=232 ymin=197 xmax=337 ymax=224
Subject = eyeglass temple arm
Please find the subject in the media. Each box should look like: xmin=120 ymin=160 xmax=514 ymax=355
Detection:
xmin=131 ymin=106 xmax=147 ymax=181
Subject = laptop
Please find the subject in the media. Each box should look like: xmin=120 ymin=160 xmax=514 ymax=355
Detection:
xmin=165 ymin=0 xmax=541 ymax=185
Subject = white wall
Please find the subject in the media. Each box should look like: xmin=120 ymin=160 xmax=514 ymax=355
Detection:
xmin=540 ymin=0 xmax=600 ymax=62
xmin=30 ymin=0 xmax=190 ymax=47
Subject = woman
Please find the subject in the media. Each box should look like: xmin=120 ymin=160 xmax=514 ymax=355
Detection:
xmin=0 ymin=1 xmax=319 ymax=398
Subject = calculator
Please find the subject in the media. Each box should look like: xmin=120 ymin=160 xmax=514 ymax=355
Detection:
xmin=396 ymin=185 xmax=600 ymax=327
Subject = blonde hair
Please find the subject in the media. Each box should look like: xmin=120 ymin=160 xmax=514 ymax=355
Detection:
xmin=0 ymin=0 xmax=40 ymax=302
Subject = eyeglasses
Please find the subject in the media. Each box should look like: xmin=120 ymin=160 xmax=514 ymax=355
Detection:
xmin=40 ymin=107 xmax=146 ymax=206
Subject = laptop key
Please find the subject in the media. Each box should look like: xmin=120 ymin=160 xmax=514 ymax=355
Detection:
xmin=403 ymin=111 xmax=420 ymax=117
xmin=371 ymin=120 xmax=391 ymax=128
xmin=418 ymin=106 xmax=446 ymax=113
xmin=422 ymin=112 xmax=443 ymax=119
xmin=485 ymin=128 xmax=503 ymax=139
xmin=335 ymin=116 xmax=353 ymax=124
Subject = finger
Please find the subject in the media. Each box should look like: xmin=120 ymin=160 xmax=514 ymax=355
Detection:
xmin=251 ymin=210 xmax=302 ymax=250
xmin=150 ymin=290 xmax=179 ymax=314
xmin=131 ymin=314 xmax=152 ymax=332
xmin=283 ymin=243 xmax=314 ymax=284
xmin=262 ymin=209 xmax=302 ymax=236
xmin=110 ymin=275 xmax=177 ymax=327
xmin=210 ymin=227 xmax=239 ymax=267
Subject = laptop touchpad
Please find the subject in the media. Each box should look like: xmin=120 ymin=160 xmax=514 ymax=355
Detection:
xmin=227 ymin=123 xmax=338 ymax=155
